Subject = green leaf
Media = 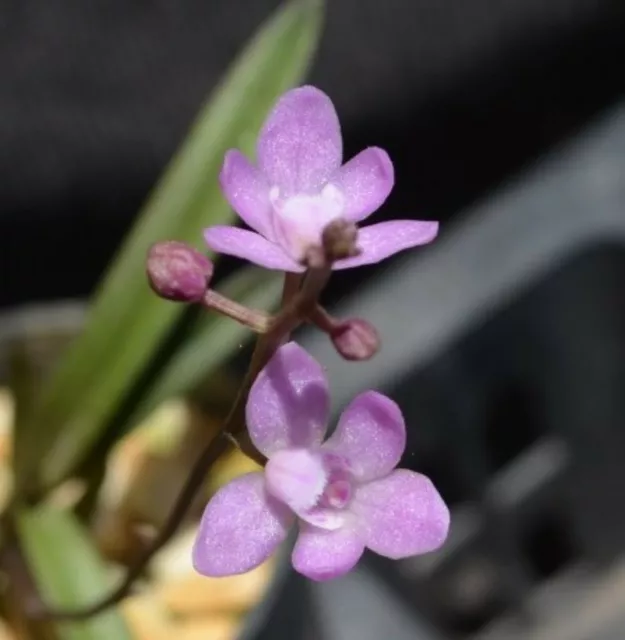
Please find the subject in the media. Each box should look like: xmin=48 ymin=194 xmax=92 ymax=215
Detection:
xmin=15 ymin=507 xmax=132 ymax=640
xmin=15 ymin=0 xmax=324 ymax=494
xmin=135 ymin=267 xmax=283 ymax=424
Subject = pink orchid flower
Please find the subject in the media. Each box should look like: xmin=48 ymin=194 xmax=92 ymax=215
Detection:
xmin=204 ymin=86 xmax=439 ymax=271
xmin=192 ymin=342 xmax=449 ymax=581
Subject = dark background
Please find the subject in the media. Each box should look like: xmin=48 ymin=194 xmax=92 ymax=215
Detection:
xmin=2 ymin=0 xmax=624 ymax=307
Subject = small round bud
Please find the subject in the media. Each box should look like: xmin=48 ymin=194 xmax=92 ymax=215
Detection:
xmin=331 ymin=318 xmax=380 ymax=361
xmin=146 ymin=241 xmax=213 ymax=302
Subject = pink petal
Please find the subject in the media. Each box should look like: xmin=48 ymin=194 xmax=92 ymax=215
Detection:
xmin=204 ymin=226 xmax=303 ymax=271
xmin=219 ymin=150 xmax=273 ymax=238
xmin=333 ymin=220 xmax=439 ymax=270
xmin=257 ymin=86 xmax=342 ymax=194
xmin=192 ymin=472 xmax=294 ymax=576
xmin=332 ymin=147 xmax=394 ymax=222
xmin=323 ymin=391 xmax=406 ymax=482
xmin=291 ymin=523 xmax=364 ymax=581
xmin=246 ymin=342 xmax=330 ymax=457
xmin=354 ymin=470 xmax=450 ymax=560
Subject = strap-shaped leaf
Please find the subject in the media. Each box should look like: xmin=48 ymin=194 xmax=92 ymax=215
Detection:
xmin=15 ymin=507 xmax=133 ymax=640
xmin=15 ymin=0 xmax=324 ymax=494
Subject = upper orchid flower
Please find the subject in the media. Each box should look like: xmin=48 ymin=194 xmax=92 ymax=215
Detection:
xmin=204 ymin=86 xmax=439 ymax=271
xmin=192 ymin=342 xmax=449 ymax=581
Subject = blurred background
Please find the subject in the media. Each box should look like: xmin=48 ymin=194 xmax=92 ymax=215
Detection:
xmin=1 ymin=0 xmax=625 ymax=638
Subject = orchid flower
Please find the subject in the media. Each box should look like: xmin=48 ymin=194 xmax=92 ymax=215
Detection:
xmin=192 ymin=342 xmax=449 ymax=581
xmin=204 ymin=86 xmax=438 ymax=271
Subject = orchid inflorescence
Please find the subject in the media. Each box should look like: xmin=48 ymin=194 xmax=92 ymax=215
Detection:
xmin=37 ymin=85 xmax=447 ymax=623
xmin=147 ymin=85 xmax=449 ymax=582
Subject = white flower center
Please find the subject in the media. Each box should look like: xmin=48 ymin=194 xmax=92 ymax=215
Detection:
xmin=269 ymin=184 xmax=345 ymax=261
xmin=265 ymin=449 xmax=355 ymax=531
xmin=265 ymin=449 xmax=328 ymax=512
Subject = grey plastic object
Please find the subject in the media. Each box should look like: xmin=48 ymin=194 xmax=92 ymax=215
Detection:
xmin=301 ymin=102 xmax=625 ymax=639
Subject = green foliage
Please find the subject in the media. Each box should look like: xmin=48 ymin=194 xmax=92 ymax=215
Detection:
xmin=13 ymin=0 xmax=324 ymax=495
xmin=16 ymin=507 xmax=133 ymax=640
xmin=3 ymin=3 xmax=325 ymax=636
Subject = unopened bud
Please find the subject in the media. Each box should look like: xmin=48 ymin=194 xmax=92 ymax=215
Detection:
xmin=331 ymin=318 xmax=380 ymax=361
xmin=322 ymin=219 xmax=360 ymax=262
xmin=147 ymin=241 xmax=213 ymax=302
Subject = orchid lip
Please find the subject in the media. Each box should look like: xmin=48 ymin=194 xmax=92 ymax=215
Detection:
xmin=263 ymin=447 xmax=357 ymax=531
xmin=298 ymin=465 xmax=355 ymax=531
xmin=323 ymin=479 xmax=352 ymax=508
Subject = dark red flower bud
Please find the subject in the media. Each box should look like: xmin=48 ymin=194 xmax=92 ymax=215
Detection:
xmin=146 ymin=241 xmax=213 ymax=302
xmin=331 ymin=317 xmax=380 ymax=361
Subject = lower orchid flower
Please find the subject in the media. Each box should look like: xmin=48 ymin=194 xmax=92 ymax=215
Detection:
xmin=192 ymin=342 xmax=449 ymax=581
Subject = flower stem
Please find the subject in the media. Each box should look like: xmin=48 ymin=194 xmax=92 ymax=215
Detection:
xmin=29 ymin=267 xmax=327 ymax=621
xmin=307 ymin=304 xmax=339 ymax=333
xmin=202 ymin=289 xmax=272 ymax=333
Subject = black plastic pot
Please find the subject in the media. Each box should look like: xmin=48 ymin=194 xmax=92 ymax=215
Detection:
xmin=375 ymin=243 xmax=625 ymax=638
